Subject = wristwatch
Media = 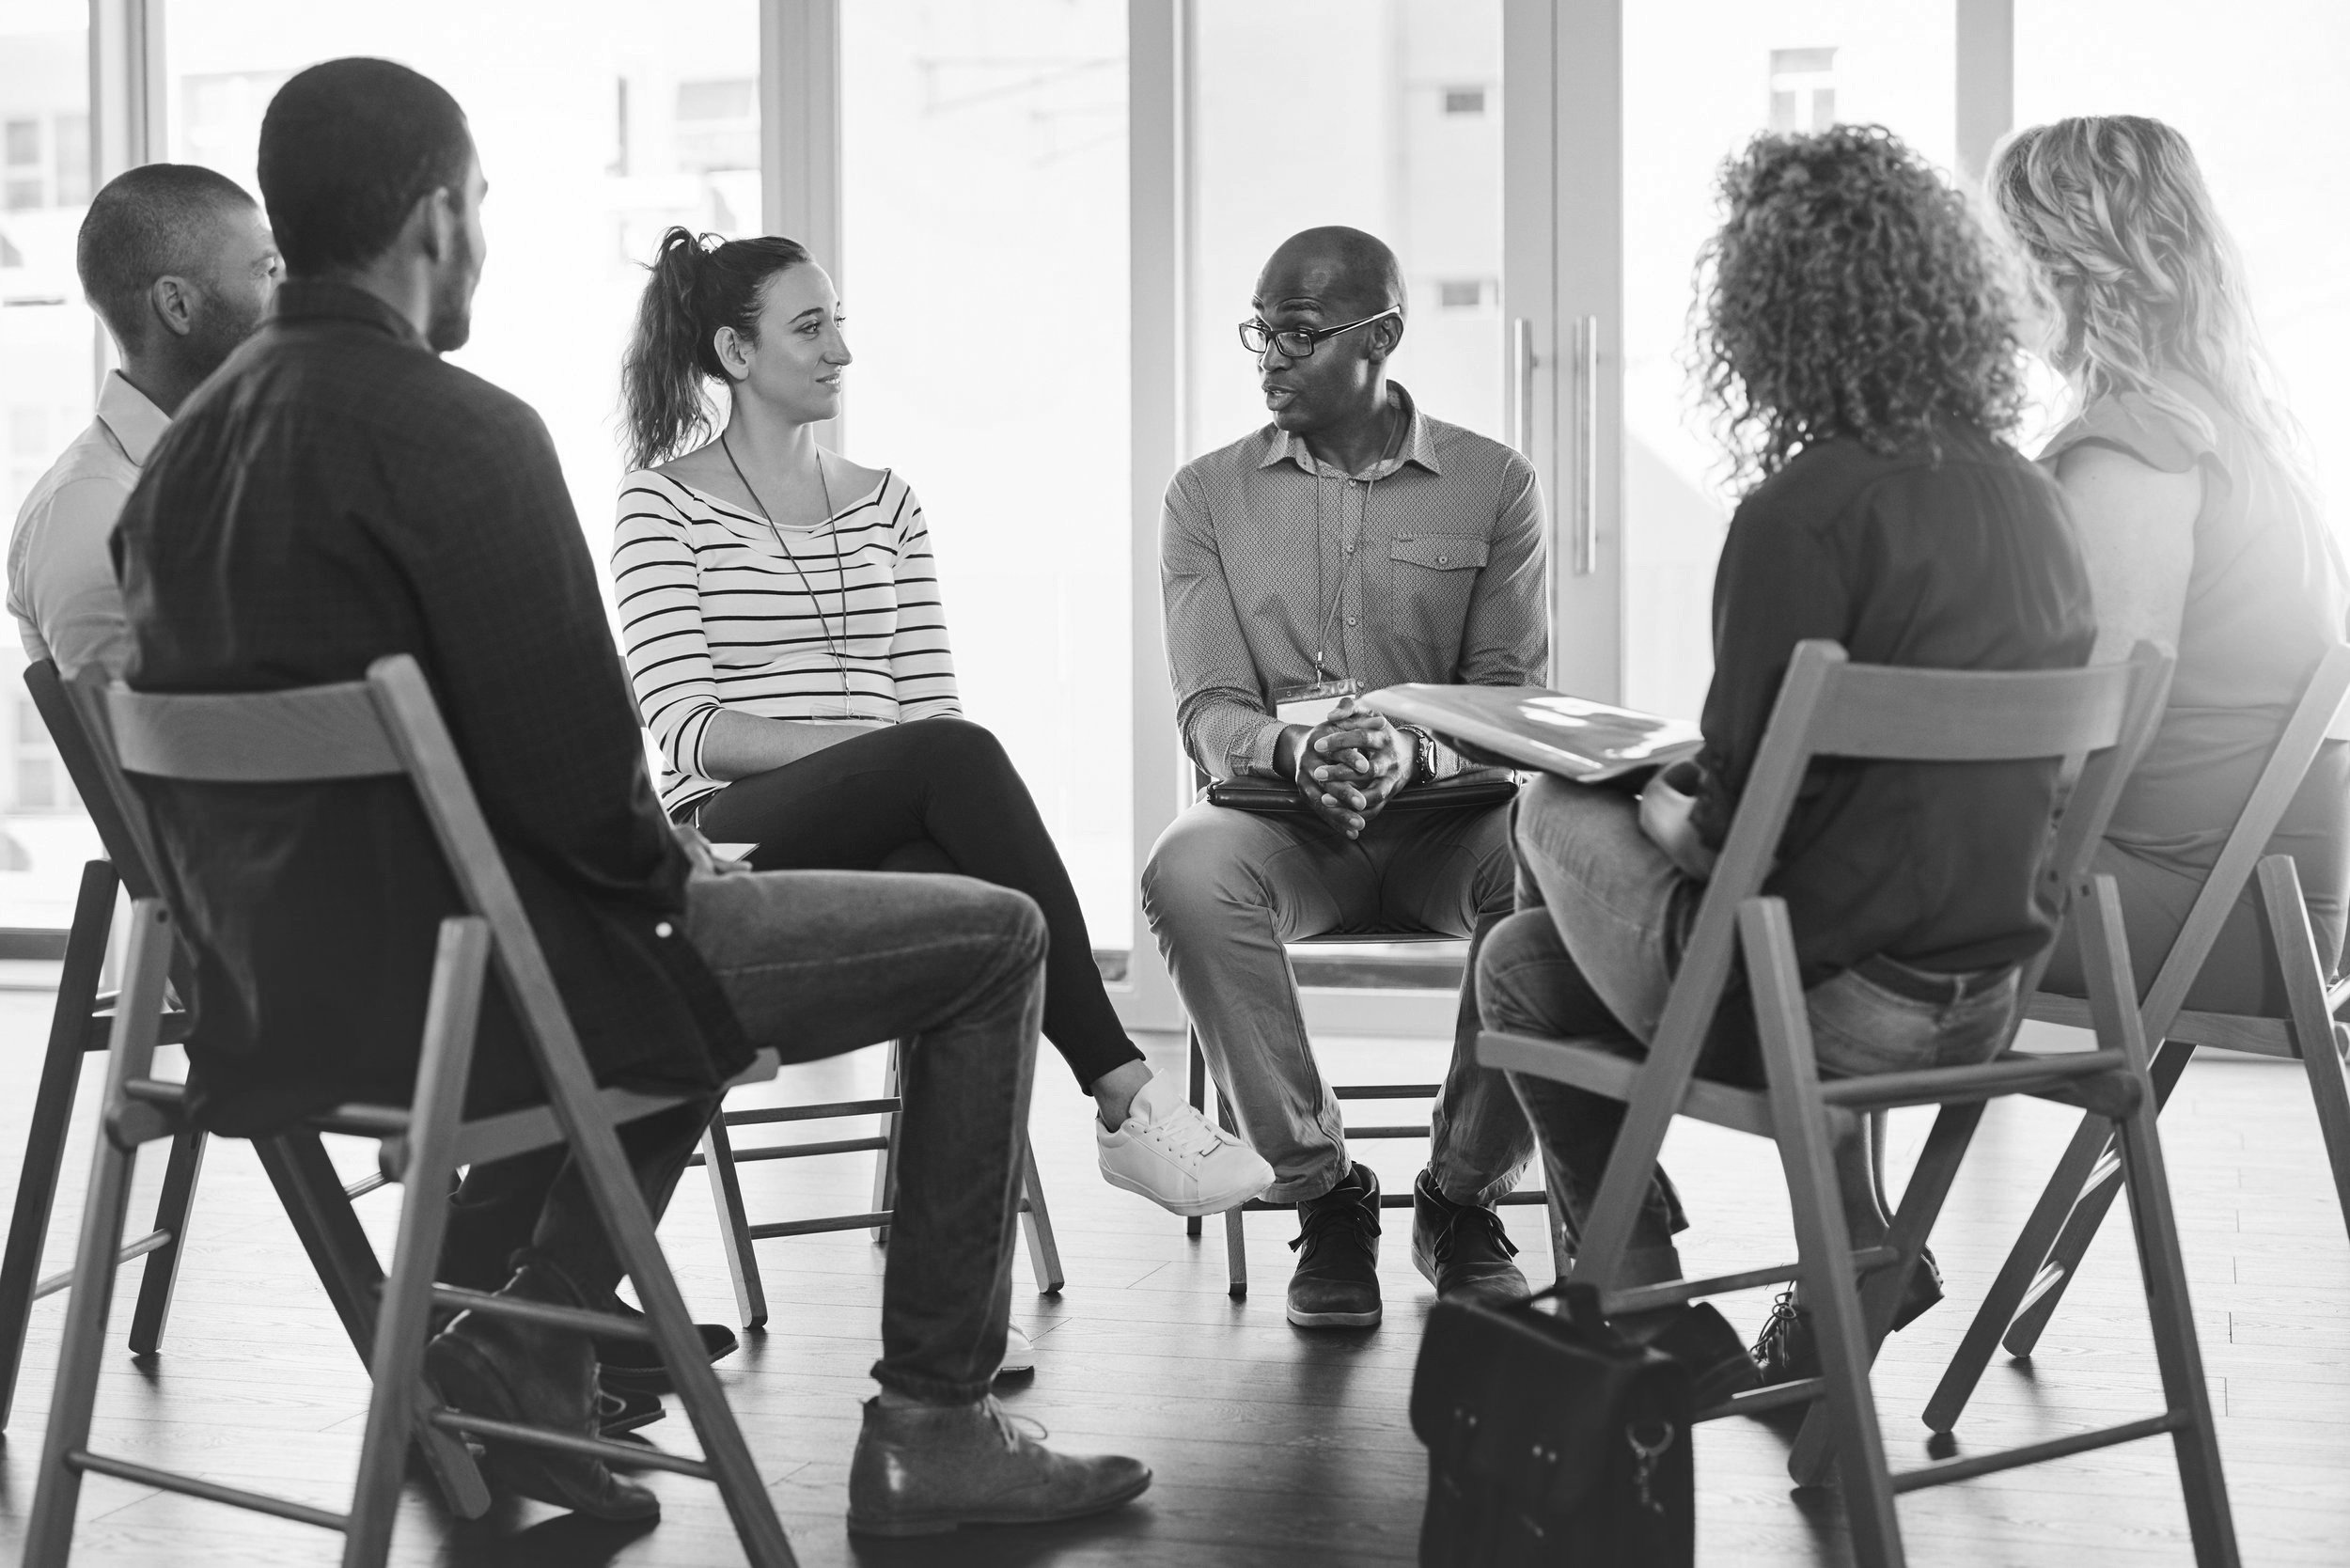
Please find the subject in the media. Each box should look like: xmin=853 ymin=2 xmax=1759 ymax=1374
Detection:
xmin=1398 ymin=724 xmax=1459 ymax=784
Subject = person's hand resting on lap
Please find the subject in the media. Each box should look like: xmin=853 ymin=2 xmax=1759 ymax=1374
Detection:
xmin=1276 ymin=696 xmax=1413 ymax=840
xmin=1637 ymin=759 xmax=1718 ymax=882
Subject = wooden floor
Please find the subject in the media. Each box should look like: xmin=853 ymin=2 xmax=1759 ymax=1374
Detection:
xmin=2 ymin=991 xmax=2347 ymax=1567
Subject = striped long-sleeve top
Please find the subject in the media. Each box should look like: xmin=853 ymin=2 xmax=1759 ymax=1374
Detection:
xmin=613 ymin=467 xmax=961 ymax=820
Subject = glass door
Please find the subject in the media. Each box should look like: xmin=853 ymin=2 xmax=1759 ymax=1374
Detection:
xmin=1614 ymin=0 xmax=1958 ymax=720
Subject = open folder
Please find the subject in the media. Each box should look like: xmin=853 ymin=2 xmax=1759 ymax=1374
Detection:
xmin=1363 ymin=684 xmax=1703 ymax=784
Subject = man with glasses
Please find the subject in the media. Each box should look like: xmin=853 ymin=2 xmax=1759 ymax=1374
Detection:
xmin=1143 ymin=226 xmax=1548 ymax=1328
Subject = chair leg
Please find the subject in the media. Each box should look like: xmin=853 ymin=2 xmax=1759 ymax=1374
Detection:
xmin=2076 ymin=877 xmax=2240 ymax=1568
xmin=22 ymin=1098 xmax=143 ymax=1567
xmin=123 ymin=1126 xmax=207 ymax=1356
xmin=2258 ymin=856 xmax=2350 ymax=1242
xmin=1214 ymin=1082 xmax=1248 ymax=1297
xmin=1018 ymin=1137 xmax=1065 ymax=1295
xmin=1922 ymin=1099 xmax=2114 ymax=1433
xmin=1790 ymin=1101 xmax=1982 ymax=1486
xmin=24 ymin=895 xmax=172 ymax=1568
xmin=346 ymin=918 xmax=491 ymax=1568
xmin=1743 ymin=901 xmax=1903 ymax=1566
xmin=519 ymin=972 xmax=796 ymax=1564
xmin=701 ymin=1115 xmax=768 ymax=1330
xmin=871 ymin=1040 xmax=905 ymax=1247
xmin=0 ymin=859 xmax=117 ymax=1432
xmin=2000 ymin=1037 xmax=2197 ymax=1358
xmin=255 ymin=1131 xmax=489 ymax=1521
xmin=1186 ymin=1030 xmax=1206 ymax=1242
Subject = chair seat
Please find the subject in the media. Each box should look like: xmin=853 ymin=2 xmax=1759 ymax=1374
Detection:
xmin=1480 ymin=1029 xmax=2145 ymax=1140
xmin=319 ymin=1048 xmax=783 ymax=1173
xmin=2032 ymin=991 xmax=2299 ymax=1058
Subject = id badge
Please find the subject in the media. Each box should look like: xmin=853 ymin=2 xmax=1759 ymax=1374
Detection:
xmin=1274 ymin=677 xmax=1362 ymax=729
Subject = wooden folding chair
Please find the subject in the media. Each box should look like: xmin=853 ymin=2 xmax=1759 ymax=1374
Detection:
xmin=695 ymin=1038 xmax=1065 ymax=1329
xmin=1181 ymin=928 xmax=1559 ymax=1298
xmin=1480 ymin=641 xmax=2237 ymax=1568
xmin=1926 ymin=642 xmax=2350 ymax=1436
xmin=25 ymin=655 xmax=793 ymax=1568
xmin=2 ymin=659 xmax=299 ymax=1432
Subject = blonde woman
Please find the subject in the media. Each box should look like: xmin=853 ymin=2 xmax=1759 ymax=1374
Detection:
xmin=1992 ymin=116 xmax=2349 ymax=1012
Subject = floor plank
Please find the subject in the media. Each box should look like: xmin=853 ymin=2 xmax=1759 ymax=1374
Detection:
xmin=3 ymin=998 xmax=2347 ymax=1564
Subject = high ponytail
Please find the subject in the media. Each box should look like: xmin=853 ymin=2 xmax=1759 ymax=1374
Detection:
xmin=620 ymin=225 xmax=813 ymax=470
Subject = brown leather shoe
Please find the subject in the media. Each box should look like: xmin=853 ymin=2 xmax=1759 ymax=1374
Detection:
xmin=845 ymin=1395 xmax=1152 ymax=1537
xmin=424 ymin=1258 xmax=660 ymax=1522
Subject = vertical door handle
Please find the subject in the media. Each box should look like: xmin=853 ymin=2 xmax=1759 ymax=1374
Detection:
xmin=1573 ymin=314 xmax=1598 ymax=576
xmin=1512 ymin=317 xmax=1536 ymax=458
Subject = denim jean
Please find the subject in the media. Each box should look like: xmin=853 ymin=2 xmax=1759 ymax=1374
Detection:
xmin=1479 ymin=777 xmax=2016 ymax=1284
xmin=442 ymin=866 xmax=1045 ymax=1405
xmin=1142 ymin=796 xmax=1533 ymax=1205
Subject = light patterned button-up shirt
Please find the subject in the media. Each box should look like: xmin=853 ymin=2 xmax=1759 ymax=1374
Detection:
xmin=1161 ymin=384 xmax=1547 ymax=779
xmin=8 ymin=371 xmax=170 ymax=678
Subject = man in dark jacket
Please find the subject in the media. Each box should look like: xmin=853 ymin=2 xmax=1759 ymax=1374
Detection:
xmin=113 ymin=56 xmax=1147 ymax=1537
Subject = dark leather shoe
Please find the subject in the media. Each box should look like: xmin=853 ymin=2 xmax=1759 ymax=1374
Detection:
xmin=845 ymin=1395 xmax=1152 ymax=1536
xmin=424 ymin=1259 xmax=661 ymax=1521
xmin=1286 ymin=1163 xmax=1382 ymax=1328
xmin=1411 ymin=1169 xmax=1529 ymax=1305
xmin=1617 ymin=1301 xmax=1762 ymax=1409
xmin=595 ymin=1297 xmax=739 ymax=1395
xmin=596 ymin=1383 xmax=666 ymax=1436
xmin=1752 ymin=1247 xmax=1946 ymax=1387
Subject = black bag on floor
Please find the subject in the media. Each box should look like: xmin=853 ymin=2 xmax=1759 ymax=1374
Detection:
xmin=1410 ymin=1282 xmax=1694 ymax=1567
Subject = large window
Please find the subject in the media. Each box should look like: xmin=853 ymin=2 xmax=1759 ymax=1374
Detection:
xmin=841 ymin=0 xmax=1134 ymax=953
xmin=164 ymin=0 xmax=764 ymax=597
xmin=1189 ymin=0 xmax=1506 ymax=453
xmin=1620 ymin=1 xmax=1956 ymax=722
xmin=0 ymin=0 xmax=97 ymax=930
xmin=2013 ymin=0 xmax=2350 ymax=526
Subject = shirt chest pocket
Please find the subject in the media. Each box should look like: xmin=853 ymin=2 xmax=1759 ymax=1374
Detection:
xmin=1380 ymin=535 xmax=1488 ymax=653
xmin=1388 ymin=536 xmax=1489 ymax=572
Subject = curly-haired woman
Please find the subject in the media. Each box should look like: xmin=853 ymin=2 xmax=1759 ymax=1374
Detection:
xmin=1992 ymin=116 xmax=2348 ymax=1015
xmin=611 ymin=228 xmax=1275 ymax=1252
xmin=1473 ymin=126 xmax=2095 ymax=1393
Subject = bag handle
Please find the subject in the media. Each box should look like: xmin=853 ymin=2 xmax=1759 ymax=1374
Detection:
xmin=1510 ymin=1279 xmax=1627 ymax=1346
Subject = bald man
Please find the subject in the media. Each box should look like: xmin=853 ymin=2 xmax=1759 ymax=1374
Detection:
xmin=8 ymin=164 xmax=279 ymax=677
xmin=1144 ymin=227 xmax=1547 ymax=1329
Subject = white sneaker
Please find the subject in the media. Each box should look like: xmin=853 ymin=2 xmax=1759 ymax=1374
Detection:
xmin=996 ymin=1322 xmax=1035 ymax=1377
xmin=1096 ymin=1072 xmax=1277 ymax=1217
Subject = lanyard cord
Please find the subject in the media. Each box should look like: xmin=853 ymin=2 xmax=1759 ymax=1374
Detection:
xmin=1309 ymin=402 xmax=1405 ymax=683
xmin=721 ymin=431 xmax=853 ymax=715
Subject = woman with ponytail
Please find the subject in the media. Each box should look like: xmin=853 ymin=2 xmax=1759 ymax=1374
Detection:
xmin=1991 ymin=118 xmax=2349 ymax=1012
xmin=614 ymin=229 xmax=1274 ymax=1235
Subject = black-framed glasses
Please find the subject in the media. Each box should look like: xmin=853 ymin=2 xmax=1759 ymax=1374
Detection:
xmin=1237 ymin=307 xmax=1401 ymax=360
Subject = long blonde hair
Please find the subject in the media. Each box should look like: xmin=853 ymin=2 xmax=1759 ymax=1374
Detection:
xmin=1988 ymin=115 xmax=2310 ymax=492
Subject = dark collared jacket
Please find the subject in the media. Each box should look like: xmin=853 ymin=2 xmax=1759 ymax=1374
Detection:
xmin=113 ymin=280 xmax=750 ymax=1137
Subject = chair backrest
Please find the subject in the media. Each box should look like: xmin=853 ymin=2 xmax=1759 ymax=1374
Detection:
xmin=2123 ymin=642 xmax=2350 ymax=1032
xmin=1647 ymin=639 xmax=2175 ymax=1066
xmin=69 ymin=655 xmax=598 ymax=1090
xmin=23 ymin=659 xmax=168 ymax=902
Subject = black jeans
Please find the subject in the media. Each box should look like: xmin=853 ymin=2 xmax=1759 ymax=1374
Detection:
xmin=696 ymin=716 xmax=1144 ymax=1092
xmin=446 ymin=865 xmax=1045 ymax=1404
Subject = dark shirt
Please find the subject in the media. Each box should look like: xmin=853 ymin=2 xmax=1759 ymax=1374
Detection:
xmin=113 ymin=280 xmax=749 ymax=1136
xmin=2044 ymin=375 xmax=2350 ymax=972
xmin=1689 ymin=423 xmax=2097 ymax=983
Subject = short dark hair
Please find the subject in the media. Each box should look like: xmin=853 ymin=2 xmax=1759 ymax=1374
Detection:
xmin=257 ymin=57 xmax=474 ymax=275
xmin=75 ymin=163 xmax=258 ymax=349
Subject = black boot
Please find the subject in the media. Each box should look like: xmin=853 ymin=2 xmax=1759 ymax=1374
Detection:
xmin=1286 ymin=1164 xmax=1383 ymax=1328
xmin=424 ymin=1254 xmax=660 ymax=1521
xmin=1410 ymin=1168 xmax=1529 ymax=1306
